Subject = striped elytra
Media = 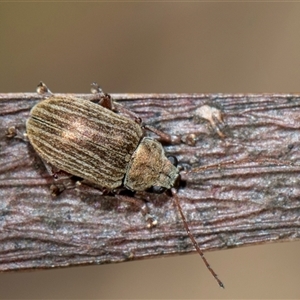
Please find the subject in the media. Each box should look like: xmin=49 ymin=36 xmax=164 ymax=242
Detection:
xmin=26 ymin=96 xmax=179 ymax=191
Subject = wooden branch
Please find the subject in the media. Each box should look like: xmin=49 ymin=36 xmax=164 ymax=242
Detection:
xmin=1 ymin=91 xmax=300 ymax=272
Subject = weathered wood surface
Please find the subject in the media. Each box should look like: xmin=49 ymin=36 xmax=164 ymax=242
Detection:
xmin=1 ymin=92 xmax=300 ymax=272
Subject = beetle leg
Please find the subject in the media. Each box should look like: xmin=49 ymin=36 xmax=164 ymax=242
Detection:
xmin=40 ymin=159 xmax=66 ymax=179
xmin=113 ymin=102 xmax=142 ymax=124
xmin=50 ymin=183 xmax=68 ymax=196
xmin=36 ymin=81 xmax=53 ymax=95
xmin=90 ymin=82 xmax=114 ymax=110
xmin=6 ymin=126 xmax=28 ymax=141
xmin=38 ymin=158 xmax=80 ymax=196
xmin=97 ymin=93 xmax=113 ymax=110
xmin=143 ymin=124 xmax=182 ymax=145
xmin=90 ymin=83 xmax=143 ymax=122
xmin=90 ymin=84 xmax=181 ymax=144
xmin=115 ymin=194 xmax=158 ymax=228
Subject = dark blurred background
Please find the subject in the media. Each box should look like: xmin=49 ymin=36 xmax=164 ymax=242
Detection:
xmin=1 ymin=2 xmax=300 ymax=299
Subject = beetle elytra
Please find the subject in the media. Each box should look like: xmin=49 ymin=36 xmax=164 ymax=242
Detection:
xmin=26 ymin=96 xmax=178 ymax=192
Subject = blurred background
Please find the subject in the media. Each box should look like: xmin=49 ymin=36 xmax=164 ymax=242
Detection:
xmin=1 ymin=2 xmax=300 ymax=299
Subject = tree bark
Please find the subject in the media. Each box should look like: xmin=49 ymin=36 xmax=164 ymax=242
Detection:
xmin=1 ymin=92 xmax=300 ymax=271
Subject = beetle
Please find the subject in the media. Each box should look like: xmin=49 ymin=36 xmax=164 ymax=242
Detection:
xmin=24 ymin=82 xmax=224 ymax=288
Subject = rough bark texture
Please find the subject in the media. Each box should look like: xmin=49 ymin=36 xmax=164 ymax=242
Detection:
xmin=1 ymin=92 xmax=300 ymax=271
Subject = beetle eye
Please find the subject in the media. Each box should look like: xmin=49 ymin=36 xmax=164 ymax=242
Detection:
xmin=167 ymin=155 xmax=178 ymax=167
xmin=151 ymin=186 xmax=166 ymax=194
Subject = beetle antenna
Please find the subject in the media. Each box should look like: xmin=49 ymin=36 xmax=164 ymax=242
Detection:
xmin=171 ymin=188 xmax=224 ymax=288
xmin=183 ymin=157 xmax=288 ymax=176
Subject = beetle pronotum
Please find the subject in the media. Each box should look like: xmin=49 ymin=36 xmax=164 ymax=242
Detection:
xmin=25 ymin=82 xmax=224 ymax=288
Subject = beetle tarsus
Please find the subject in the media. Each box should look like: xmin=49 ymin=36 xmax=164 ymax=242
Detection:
xmin=36 ymin=81 xmax=52 ymax=95
xmin=6 ymin=126 xmax=28 ymax=141
xmin=90 ymin=82 xmax=114 ymax=110
xmin=50 ymin=184 xmax=64 ymax=197
xmin=145 ymin=214 xmax=158 ymax=228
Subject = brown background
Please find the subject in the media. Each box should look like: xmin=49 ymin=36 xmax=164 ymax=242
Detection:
xmin=1 ymin=2 xmax=300 ymax=299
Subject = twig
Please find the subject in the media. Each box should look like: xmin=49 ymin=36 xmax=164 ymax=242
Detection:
xmin=0 ymin=92 xmax=300 ymax=271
